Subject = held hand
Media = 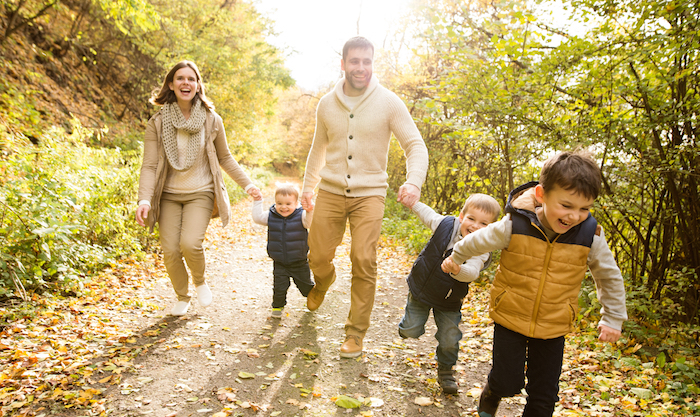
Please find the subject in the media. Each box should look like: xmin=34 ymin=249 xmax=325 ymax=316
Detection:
xmin=397 ymin=183 xmax=420 ymax=209
xmin=135 ymin=205 xmax=150 ymax=227
xmin=301 ymin=192 xmax=315 ymax=212
xmin=441 ymin=256 xmax=460 ymax=275
xmin=247 ymin=186 xmax=262 ymax=200
xmin=598 ymin=324 xmax=621 ymax=343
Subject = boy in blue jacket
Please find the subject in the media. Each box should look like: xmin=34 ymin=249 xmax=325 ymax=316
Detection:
xmin=252 ymin=183 xmax=314 ymax=318
xmin=398 ymin=193 xmax=501 ymax=394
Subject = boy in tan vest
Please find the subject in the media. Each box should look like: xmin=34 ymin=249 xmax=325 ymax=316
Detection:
xmin=442 ymin=150 xmax=627 ymax=417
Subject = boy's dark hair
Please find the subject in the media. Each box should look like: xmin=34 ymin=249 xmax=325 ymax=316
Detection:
xmin=342 ymin=36 xmax=374 ymax=60
xmin=540 ymin=150 xmax=602 ymax=200
xmin=275 ymin=182 xmax=299 ymax=201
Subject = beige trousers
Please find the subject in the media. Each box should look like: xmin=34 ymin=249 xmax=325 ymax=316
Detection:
xmin=158 ymin=192 xmax=214 ymax=302
xmin=308 ymin=190 xmax=385 ymax=337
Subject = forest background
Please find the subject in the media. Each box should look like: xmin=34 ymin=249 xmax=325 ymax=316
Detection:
xmin=0 ymin=0 xmax=698 ymax=415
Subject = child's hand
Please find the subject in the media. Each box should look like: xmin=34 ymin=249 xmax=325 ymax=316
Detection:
xmin=301 ymin=192 xmax=314 ymax=211
xmin=397 ymin=183 xmax=420 ymax=208
xmin=247 ymin=186 xmax=262 ymax=200
xmin=441 ymin=256 xmax=460 ymax=275
xmin=598 ymin=324 xmax=621 ymax=343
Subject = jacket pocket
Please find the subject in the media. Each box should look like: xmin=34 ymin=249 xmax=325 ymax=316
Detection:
xmin=490 ymin=285 xmax=523 ymax=319
xmin=568 ymin=299 xmax=578 ymax=330
xmin=422 ymin=275 xmax=468 ymax=304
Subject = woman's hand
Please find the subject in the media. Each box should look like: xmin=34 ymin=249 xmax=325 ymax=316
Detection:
xmin=247 ymin=186 xmax=262 ymax=200
xmin=135 ymin=204 xmax=150 ymax=227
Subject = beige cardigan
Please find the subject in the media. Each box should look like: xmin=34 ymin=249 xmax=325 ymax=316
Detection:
xmin=137 ymin=109 xmax=254 ymax=230
xmin=302 ymin=76 xmax=428 ymax=197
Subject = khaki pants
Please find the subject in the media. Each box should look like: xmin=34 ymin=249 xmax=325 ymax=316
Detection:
xmin=159 ymin=192 xmax=214 ymax=302
xmin=308 ymin=190 xmax=385 ymax=337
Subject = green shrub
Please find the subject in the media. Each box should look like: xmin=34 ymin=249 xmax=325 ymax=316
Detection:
xmin=381 ymin=190 xmax=433 ymax=256
xmin=0 ymin=120 xmax=153 ymax=297
xmin=223 ymin=165 xmax=276 ymax=203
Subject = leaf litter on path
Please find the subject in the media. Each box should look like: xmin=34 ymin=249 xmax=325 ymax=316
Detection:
xmin=3 ymin=181 xmax=678 ymax=416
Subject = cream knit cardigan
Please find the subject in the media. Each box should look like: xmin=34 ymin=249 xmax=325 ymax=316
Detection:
xmin=302 ymin=76 xmax=428 ymax=197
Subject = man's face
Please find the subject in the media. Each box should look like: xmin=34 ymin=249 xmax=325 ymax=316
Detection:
xmin=341 ymin=47 xmax=373 ymax=97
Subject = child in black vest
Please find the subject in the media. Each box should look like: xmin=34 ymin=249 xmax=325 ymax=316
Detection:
xmin=252 ymin=183 xmax=314 ymax=318
xmin=398 ymin=194 xmax=501 ymax=394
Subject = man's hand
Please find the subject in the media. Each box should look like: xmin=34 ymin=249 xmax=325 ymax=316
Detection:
xmin=441 ymin=256 xmax=460 ymax=275
xmin=397 ymin=183 xmax=420 ymax=209
xmin=135 ymin=204 xmax=150 ymax=227
xmin=247 ymin=186 xmax=262 ymax=200
xmin=598 ymin=324 xmax=621 ymax=343
xmin=301 ymin=191 xmax=315 ymax=212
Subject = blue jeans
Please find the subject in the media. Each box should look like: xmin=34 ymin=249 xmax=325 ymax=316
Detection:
xmin=488 ymin=323 xmax=565 ymax=417
xmin=398 ymin=293 xmax=462 ymax=369
xmin=272 ymin=260 xmax=314 ymax=309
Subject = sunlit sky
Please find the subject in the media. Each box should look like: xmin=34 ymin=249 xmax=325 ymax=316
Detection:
xmin=254 ymin=0 xmax=410 ymax=91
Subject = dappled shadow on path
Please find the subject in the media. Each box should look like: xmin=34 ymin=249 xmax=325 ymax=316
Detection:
xmin=49 ymin=191 xmax=523 ymax=417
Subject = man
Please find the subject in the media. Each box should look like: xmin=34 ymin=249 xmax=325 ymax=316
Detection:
xmin=301 ymin=36 xmax=429 ymax=358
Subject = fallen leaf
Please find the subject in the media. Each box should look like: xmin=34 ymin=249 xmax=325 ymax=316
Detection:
xmin=336 ymin=395 xmax=362 ymax=409
xmin=369 ymin=397 xmax=384 ymax=407
xmin=414 ymin=396 xmax=433 ymax=406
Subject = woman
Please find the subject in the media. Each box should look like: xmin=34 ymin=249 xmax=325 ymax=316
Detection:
xmin=136 ymin=61 xmax=261 ymax=316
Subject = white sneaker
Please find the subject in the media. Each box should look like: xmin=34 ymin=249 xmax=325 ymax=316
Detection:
xmin=170 ymin=301 xmax=189 ymax=316
xmin=196 ymin=283 xmax=212 ymax=307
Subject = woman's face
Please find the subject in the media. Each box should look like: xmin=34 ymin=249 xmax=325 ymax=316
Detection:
xmin=168 ymin=66 xmax=199 ymax=105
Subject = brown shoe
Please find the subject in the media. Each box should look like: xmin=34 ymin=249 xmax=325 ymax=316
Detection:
xmin=340 ymin=334 xmax=363 ymax=358
xmin=306 ymin=286 xmax=326 ymax=311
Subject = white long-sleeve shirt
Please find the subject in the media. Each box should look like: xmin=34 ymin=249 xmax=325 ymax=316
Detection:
xmin=251 ymin=200 xmax=313 ymax=229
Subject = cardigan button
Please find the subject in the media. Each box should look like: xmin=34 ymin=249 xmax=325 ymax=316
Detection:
xmin=349 ymin=135 xmax=353 ymax=139
xmin=347 ymin=175 xmax=351 ymax=178
xmin=349 ymin=114 xmax=354 ymax=118
xmin=348 ymin=155 xmax=352 ymax=160
xmin=346 ymin=189 xmax=351 ymax=193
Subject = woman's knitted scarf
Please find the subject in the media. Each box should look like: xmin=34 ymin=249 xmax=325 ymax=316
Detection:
xmin=161 ymin=99 xmax=207 ymax=171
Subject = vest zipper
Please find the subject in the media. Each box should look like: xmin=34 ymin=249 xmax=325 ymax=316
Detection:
xmin=529 ymin=224 xmax=560 ymax=337
xmin=442 ymin=248 xmax=453 ymax=299
xmin=282 ymin=216 xmax=288 ymax=264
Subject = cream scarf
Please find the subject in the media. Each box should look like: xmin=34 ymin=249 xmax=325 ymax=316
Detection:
xmin=161 ymin=100 xmax=207 ymax=171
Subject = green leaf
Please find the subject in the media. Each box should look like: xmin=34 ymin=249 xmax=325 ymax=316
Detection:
xmin=335 ymin=395 xmax=362 ymax=409
xmin=656 ymin=353 xmax=666 ymax=368
xmin=629 ymin=388 xmax=652 ymax=400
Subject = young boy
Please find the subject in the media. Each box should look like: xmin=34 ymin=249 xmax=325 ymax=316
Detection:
xmin=252 ymin=183 xmax=314 ymax=318
xmin=442 ymin=151 xmax=628 ymax=416
xmin=398 ymin=193 xmax=501 ymax=394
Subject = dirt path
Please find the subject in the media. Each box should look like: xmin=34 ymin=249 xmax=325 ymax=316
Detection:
xmin=64 ymin=195 xmax=525 ymax=417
